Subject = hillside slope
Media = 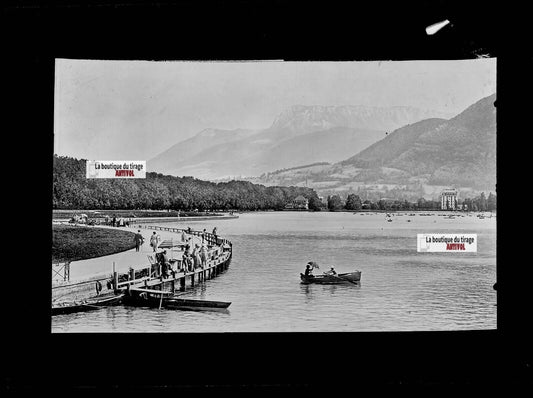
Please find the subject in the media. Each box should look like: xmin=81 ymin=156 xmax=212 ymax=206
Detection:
xmin=148 ymin=105 xmax=450 ymax=179
xmin=246 ymin=94 xmax=496 ymax=198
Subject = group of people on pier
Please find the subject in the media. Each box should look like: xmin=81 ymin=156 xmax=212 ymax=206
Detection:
xmin=135 ymin=227 xmax=222 ymax=279
xmin=181 ymin=238 xmax=209 ymax=273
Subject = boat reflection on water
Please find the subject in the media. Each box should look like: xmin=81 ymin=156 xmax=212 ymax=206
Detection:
xmin=301 ymin=281 xmax=361 ymax=303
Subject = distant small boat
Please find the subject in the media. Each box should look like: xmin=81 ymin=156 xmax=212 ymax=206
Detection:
xmin=300 ymin=271 xmax=361 ymax=285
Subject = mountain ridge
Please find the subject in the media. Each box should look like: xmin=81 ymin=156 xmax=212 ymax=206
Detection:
xmin=245 ymin=94 xmax=496 ymax=200
xmin=148 ymin=104 xmax=452 ymax=179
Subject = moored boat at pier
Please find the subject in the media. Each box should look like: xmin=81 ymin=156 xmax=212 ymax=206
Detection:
xmin=52 ymin=292 xmax=124 ymax=316
xmin=123 ymin=288 xmax=231 ymax=311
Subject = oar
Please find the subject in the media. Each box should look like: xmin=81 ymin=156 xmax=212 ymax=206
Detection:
xmin=158 ymin=291 xmax=164 ymax=310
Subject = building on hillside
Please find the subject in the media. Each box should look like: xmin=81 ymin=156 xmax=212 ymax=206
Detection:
xmin=441 ymin=188 xmax=458 ymax=210
xmin=285 ymin=195 xmax=309 ymax=210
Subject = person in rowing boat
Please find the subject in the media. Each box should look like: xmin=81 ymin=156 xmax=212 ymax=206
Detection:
xmin=305 ymin=261 xmax=319 ymax=277
xmin=324 ymin=266 xmax=337 ymax=276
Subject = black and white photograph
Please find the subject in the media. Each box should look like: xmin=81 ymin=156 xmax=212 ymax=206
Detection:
xmin=52 ymin=58 xmax=497 ymax=333
xmin=7 ymin=0 xmax=532 ymax=390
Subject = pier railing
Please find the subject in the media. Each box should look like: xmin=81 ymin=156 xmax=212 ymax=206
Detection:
xmin=52 ymin=261 xmax=71 ymax=282
xmin=138 ymin=224 xmax=232 ymax=247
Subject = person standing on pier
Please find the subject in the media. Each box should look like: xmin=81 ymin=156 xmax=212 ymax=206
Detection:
xmin=182 ymin=251 xmax=192 ymax=272
xmin=134 ymin=230 xmax=144 ymax=252
xmin=200 ymin=244 xmax=208 ymax=268
xmin=160 ymin=250 xmax=173 ymax=278
xmin=181 ymin=251 xmax=188 ymax=272
xmin=150 ymin=232 xmax=161 ymax=252
xmin=212 ymin=226 xmax=218 ymax=242
xmin=192 ymin=244 xmax=202 ymax=269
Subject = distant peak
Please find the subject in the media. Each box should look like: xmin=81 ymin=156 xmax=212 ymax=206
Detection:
xmin=269 ymin=104 xmax=451 ymax=132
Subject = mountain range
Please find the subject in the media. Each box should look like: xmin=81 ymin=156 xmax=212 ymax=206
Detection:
xmin=246 ymin=94 xmax=496 ymax=200
xmin=148 ymin=105 xmax=452 ymax=180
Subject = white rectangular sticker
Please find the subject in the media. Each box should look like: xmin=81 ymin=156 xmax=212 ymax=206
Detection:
xmin=417 ymin=234 xmax=477 ymax=252
xmin=86 ymin=160 xmax=146 ymax=179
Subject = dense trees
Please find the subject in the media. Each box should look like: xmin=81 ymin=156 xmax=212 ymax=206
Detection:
xmin=327 ymin=192 xmax=495 ymax=212
xmin=53 ymin=156 xmax=496 ymax=213
xmin=462 ymin=193 xmax=496 ymax=212
xmin=327 ymin=195 xmax=344 ymax=211
xmin=344 ymin=194 xmax=362 ymax=210
xmin=53 ymin=155 xmax=321 ymax=211
xmin=308 ymin=195 xmax=325 ymax=211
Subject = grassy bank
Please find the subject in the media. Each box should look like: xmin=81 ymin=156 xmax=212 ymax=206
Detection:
xmin=52 ymin=225 xmax=136 ymax=263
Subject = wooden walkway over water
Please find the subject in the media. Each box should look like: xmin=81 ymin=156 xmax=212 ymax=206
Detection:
xmin=52 ymin=227 xmax=232 ymax=304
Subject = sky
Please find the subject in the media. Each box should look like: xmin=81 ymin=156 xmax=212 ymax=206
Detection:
xmin=54 ymin=58 xmax=496 ymax=161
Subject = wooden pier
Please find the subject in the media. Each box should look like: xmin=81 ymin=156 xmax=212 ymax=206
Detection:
xmin=115 ymin=246 xmax=232 ymax=294
xmin=52 ymin=227 xmax=232 ymax=310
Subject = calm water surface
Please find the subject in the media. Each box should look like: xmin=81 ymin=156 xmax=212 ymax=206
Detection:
xmin=52 ymin=211 xmax=496 ymax=332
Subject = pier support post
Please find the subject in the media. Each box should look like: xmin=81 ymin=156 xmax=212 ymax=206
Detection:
xmin=64 ymin=262 xmax=70 ymax=282
xmin=180 ymin=277 xmax=185 ymax=291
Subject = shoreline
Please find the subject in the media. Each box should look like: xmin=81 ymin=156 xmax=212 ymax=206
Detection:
xmin=52 ymin=214 xmax=239 ymax=224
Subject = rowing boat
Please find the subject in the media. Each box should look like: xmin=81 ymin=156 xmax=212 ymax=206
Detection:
xmin=300 ymin=271 xmax=361 ymax=285
xmin=124 ymin=289 xmax=231 ymax=311
xmin=52 ymin=292 xmax=124 ymax=316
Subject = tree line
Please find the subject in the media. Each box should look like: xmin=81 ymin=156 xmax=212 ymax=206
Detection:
xmin=326 ymin=192 xmax=497 ymax=211
xmin=53 ymin=155 xmax=323 ymax=211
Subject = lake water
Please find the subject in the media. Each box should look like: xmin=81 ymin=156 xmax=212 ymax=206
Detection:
xmin=51 ymin=211 xmax=497 ymax=332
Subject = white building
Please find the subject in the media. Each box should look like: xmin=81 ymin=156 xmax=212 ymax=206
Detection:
xmin=441 ymin=188 xmax=458 ymax=210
